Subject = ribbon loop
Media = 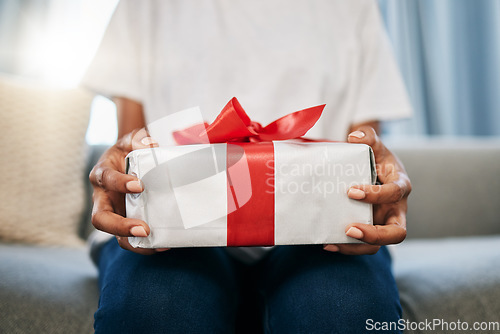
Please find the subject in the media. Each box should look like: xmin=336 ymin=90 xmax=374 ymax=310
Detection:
xmin=173 ymin=97 xmax=325 ymax=144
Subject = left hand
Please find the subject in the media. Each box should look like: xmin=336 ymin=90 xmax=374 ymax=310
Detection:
xmin=324 ymin=126 xmax=411 ymax=255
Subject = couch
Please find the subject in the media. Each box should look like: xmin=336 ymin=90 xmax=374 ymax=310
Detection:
xmin=1 ymin=138 xmax=499 ymax=334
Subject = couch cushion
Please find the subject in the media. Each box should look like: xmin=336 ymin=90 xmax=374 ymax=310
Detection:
xmin=391 ymin=236 xmax=500 ymax=334
xmin=0 ymin=75 xmax=93 ymax=246
xmin=0 ymin=244 xmax=98 ymax=333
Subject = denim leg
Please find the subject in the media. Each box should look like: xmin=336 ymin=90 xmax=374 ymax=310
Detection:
xmin=257 ymin=245 xmax=402 ymax=334
xmin=94 ymin=239 xmax=239 ymax=334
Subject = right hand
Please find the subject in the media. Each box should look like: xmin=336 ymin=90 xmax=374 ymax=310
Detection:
xmin=89 ymin=128 xmax=166 ymax=254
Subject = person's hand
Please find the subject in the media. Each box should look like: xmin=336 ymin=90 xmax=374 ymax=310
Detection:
xmin=89 ymin=128 xmax=168 ymax=254
xmin=324 ymin=126 xmax=411 ymax=255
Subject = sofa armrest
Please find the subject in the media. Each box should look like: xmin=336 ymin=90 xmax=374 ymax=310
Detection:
xmin=386 ymin=137 xmax=500 ymax=239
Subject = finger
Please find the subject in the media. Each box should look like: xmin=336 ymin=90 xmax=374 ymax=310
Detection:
xmin=92 ymin=204 xmax=150 ymax=237
xmin=345 ymin=223 xmax=406 ymax=246
xmin=347 ymin=126 xmax=388 ymax=162
xmin=131 ymin=128 xmax=159 ymax=150
xmin=337 ymin=244 xmax=380 ymax=255
xmin=323 ymin=244 xmax=341 ymax=252
xmin=323 ymin=244 xmax=380 ymax=255
xmin=383 ymin=208 xmax=407 ymax=231
xmin=90 ymin=164 xmax=143 ymax=193
xmin=116 ymin=236 xmax=158 ymax=255
xmin=91 ymin=187 xmax=126 ymax=216
xmin=115 ymin=128 xmax=159 ymax=152
xmin=348 ymin=181 xmax=409 ymax=204
xmin=348 ymin=127 xmax=412 ymax=191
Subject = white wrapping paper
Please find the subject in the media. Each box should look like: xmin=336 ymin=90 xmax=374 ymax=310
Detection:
xmin=126 ymin=142 xmax=376 ymax=248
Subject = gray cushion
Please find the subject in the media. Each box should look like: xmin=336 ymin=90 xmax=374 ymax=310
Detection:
xmin=391 ymin=236 xmax=500 ymax=334
xmin=0 ymin=244 xmax=98 ymax=334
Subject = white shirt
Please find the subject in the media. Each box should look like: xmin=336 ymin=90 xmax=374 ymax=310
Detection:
xmin=83 ymin=0 xmax=411 ymax=140
xmin=83 ymin=0 xmax=411 ymax=263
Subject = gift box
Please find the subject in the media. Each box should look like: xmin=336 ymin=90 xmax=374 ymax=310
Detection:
xmin=126 ymin=98 xmax=376 ymax=248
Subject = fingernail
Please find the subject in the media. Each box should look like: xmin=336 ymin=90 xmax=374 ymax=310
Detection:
xmin=141 ymin=137 xmax=158 ymax=146
xmin=346 ymin=227 xmax=364 ymax=239
xmin=126 ymin=180 xmax=143 ymax=192
xmin=348 ymin=188 xmax=366 ymax=199
xmin=348 ymin=131 xmax=365 ymax=139
xmin=130 ymin=226 xmax=148 ymax=237
xmin=323 ymin=245 xmax=340 ymax=252
xmin=156 ymin=248 xmax=170 ymax=252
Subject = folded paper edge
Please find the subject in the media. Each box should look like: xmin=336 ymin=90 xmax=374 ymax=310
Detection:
xmin=126 ymin=151 xmax=149 ymax=248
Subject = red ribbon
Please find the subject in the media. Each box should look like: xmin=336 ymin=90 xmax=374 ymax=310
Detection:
xmin=173 ymin=97 xmax=325 ymax=144
xmin=226 ymin=142 xmax=275 ymax=246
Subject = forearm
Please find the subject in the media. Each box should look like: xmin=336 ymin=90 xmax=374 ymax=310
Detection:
xmin=113 ymin=97 xmax=146 ymax=139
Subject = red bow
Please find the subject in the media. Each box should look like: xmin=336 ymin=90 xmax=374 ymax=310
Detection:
xmin=173 ymin=97 xmax=325 ymax=145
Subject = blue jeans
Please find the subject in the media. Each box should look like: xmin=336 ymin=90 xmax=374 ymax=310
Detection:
xmin=94 ymin=239 xmax=402 ymax=333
